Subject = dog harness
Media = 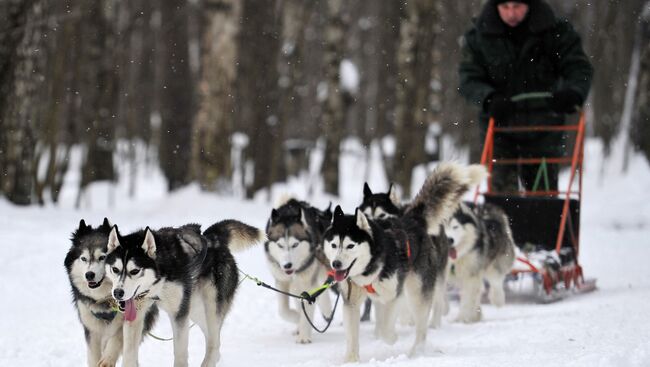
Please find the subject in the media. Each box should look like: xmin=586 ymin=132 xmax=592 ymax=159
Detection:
xmin=364 ymin=237 xmax=411 ymax=295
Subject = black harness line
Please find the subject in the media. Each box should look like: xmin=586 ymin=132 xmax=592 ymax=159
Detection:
xmin=238 ymin=269 xmax=340 ymax=333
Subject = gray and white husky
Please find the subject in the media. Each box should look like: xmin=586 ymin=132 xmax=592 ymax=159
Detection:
xmin=359 ymin=182 xmax=450 ymax=329
xmin=64 ymin=218 xmax=157 ymax=367
xmin=264 ymin=199 xmax=333 ymax=343
xmin=104 ymin=220 xmax=265 ymax=367
xmin=445 ymin=202 xmax=515 ymax=323
xmin=324 ymin=163 xmax=486 ymax=362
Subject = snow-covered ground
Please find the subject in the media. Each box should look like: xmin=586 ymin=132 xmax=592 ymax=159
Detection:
xmin=1 ymin=139 xmax=649 ymax=367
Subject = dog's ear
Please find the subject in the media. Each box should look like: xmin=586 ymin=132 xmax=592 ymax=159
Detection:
xmin=107 ymin=225 xmax=121 ymax=254
xmin=388 ymin=184 xmax=400 ymax=206
xmin=100 ymin=217 xmax=112 ymax=232
xmin=270 ymin=209 xmax=280 ymax=225
xmin=363 ymin=182 xmax=372 ymax=197
xmin=333 ymin=205 xmax=345 ymax=224
xmin=323 ymin=202 xmax=333 ymax=223
xmin=77 ymin=219 xmax=91 ymax=233
xmin=355 ymin=208 xmax=371 ymax=233
xmin=143 ymin=227 xmax=157 ymax=259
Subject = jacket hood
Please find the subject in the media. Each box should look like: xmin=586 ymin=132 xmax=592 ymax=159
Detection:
xmin=476 ymin=0 xmax=556 ymax=35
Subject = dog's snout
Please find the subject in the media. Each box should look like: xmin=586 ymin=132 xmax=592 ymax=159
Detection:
xmin=113 ymin=288 xmax=125 ymax=300
xmin=332 ymin=260 xmax=342 ymax=270
xmin=85 ymin=271 xmax=95 ymax=281
xmin=283 ymin=262 xmax=293 ymax=270
xmin=448 ymin=237 xmax=455 ymax=245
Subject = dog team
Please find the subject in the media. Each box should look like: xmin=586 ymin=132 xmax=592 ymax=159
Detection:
xmin=65 ymin=162 xmax=517 ymax=366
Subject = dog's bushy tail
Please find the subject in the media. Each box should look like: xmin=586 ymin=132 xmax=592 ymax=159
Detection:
xmin=405 ymin=163 xmax=487 ymax=234
xmin=203 ymin=220 xmax=266 ymax=252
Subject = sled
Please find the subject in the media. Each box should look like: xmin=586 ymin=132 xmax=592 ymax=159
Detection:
xmin=473 ymin=109 xmax=597 ymax=303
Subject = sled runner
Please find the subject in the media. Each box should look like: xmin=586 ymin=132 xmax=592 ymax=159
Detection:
xmin=474 ymin=104 xmax=597 ymax=303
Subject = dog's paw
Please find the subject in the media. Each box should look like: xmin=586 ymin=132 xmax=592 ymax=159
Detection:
xmin=97 ymin=356 xmax=117 ymax=367
xmin=455 ymin=311 xmax=482 ymax=324
xmin=295 ymin=335 xmax=312 ymax=344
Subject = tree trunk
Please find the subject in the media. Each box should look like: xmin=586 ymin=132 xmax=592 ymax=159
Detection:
xmin=191 ymin=0 xmax=240 ymax=191
xmin=158 ymin=0 xmax=194 ymax=191
xmin=394 ymin=0 xmax=436 ymax=197
xmin=76 ymin=0 xmax=118 ymax=208
xmin=236 ymin=0 xmax=284 ymax=198
xmin=321 ymin=0 xmax=346 ymax=196
xmin=633 ymin=3 xmax=650 ymax=163
xmin=0 ymin=0 xmax=48 ymax=205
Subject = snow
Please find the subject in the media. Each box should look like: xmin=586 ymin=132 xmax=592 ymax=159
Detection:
xmin=1 ymin=140 xmax=649 ymax=366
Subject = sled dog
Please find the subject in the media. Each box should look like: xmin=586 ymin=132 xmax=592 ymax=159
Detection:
xmin=359 ymin=182 xmax=450 ymax=328
xmin=105 ymin=220 xmax=264 ymax=367
xmin=445 ymin=202 xmax=515 ymax=322
xmin=325 ymin=163 xmax=486 ymax=362
xmin=65 ymin=218 xmax=157 ymax=367
xmin=265 ymin=198 xmax=333 ymax=343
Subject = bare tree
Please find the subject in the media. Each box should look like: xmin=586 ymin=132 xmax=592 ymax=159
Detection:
xmin=0 ymin=0 xmax=49 ymax=205
xmin=191 ymin=0 xmax=240 ymax=191
xmin=158 ymin=0 xmax=194 ymax=191
xmin=633 ymin=2 xmax=650 ymax=163
xmin=321 ymin=0 xmax=347 ymax=196
xmin=236 ymin=0 xmax=284 ymax=198
xmin=394 ymin=0 xmax=437 ymax=197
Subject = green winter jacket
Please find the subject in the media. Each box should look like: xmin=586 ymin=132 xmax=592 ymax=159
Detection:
xmin=459 ymin=0 xmax=593 ymax=131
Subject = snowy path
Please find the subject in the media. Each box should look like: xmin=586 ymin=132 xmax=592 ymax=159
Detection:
xmin=0 ymin=143 xmax=649 ymax=366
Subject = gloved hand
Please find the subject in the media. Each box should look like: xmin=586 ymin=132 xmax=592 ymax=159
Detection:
xmin=486 ymin=93 xmax=514 ymax=126
xmin=551 ymin=89 xmax=582 ymax=114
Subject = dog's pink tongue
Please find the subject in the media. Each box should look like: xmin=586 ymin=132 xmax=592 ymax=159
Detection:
xmin=449 ymin=248 xmax=457 ymax=260
xmin=334 ymin=270 xmax=347 ymax=282
xmin=124 ymin=299 xmax=137 ymax=322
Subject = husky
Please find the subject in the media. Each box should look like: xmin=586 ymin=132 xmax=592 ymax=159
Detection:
xmin=324 ymin=163 xmax=486 ymax=362
xmin=104 ymin=220 xmax=265 ymax=367
xmin=264 ymin=198 xmax=333 ymax=343
xmin=445 ymin=202 xmax=516 ymax=323
xmin=64 ymin=218 xmax=157 ymax=367
xmin=359 ymin=182 xmax=450 ymax=329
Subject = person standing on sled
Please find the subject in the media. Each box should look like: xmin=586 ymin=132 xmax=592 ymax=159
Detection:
xmin=459 ymin=0 xmax=593 ymax=193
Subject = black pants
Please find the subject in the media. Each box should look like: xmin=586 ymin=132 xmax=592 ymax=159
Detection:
xmin=490 ymin=132 xmax=566 ymax=193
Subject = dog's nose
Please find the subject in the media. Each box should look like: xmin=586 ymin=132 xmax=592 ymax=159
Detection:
xmin=332 ymin=260 xmax=342 ymax=270
xmin=85 ymin=271 xmax=95 ymax=281
xmin=448 ymin=238 xmax=455 ymax=245
xmin=113 ymin=288 xmax=125 ymax=300
xmin=283 ymin=263 xmax=293 ymax=270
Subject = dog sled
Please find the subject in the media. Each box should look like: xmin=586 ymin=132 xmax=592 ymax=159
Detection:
xmin=474 ymin=100 xmax=597 ymax=303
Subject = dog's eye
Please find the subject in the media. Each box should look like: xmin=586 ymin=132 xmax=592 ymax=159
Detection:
xmin=98 ymin=255 xmax=106 ymax=261
xmin=330 ymin=243 xmax=337 ymax=249
xmin=129 ymin=269 xmax=140 ymax=276
xmin=277 ymin=243 xmax=284 ymax=249
xmin=80 ymin=257 xmax=88 ymax=262
xmin=346 ymin=244 xmax=355 ymax=249
xmin=112 ymin=267 xmax=120 ymax=274
xmin=452 ymin=225 xmax=459 ymax=230
xmin=291 ymin=243 xmax=299 ymax=249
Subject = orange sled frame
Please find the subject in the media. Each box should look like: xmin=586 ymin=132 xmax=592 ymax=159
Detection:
xmin=474 ymin=113 xmax=597 ymax=302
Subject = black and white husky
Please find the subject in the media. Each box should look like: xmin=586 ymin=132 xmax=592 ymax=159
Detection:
xmin=264 ymin=198 xmax=333 ymax=343
xmin=324 ymin=163 xmax=486 ymax=362
xmin=104 ymin=220 xmax=265 ymax=367
xmin=65 ymin=218 xmax=157 ymax=367
xmin=359 ymin=182 xmax=450 ymax=329
xmin=445 ymin=202 xmax=515 ymax=323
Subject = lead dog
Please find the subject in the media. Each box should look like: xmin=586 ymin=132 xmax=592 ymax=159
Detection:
xmin=105 ymin=220 xmax=265 ymax=367
xmin=64 ymin=218 xmax=157 ymax=367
